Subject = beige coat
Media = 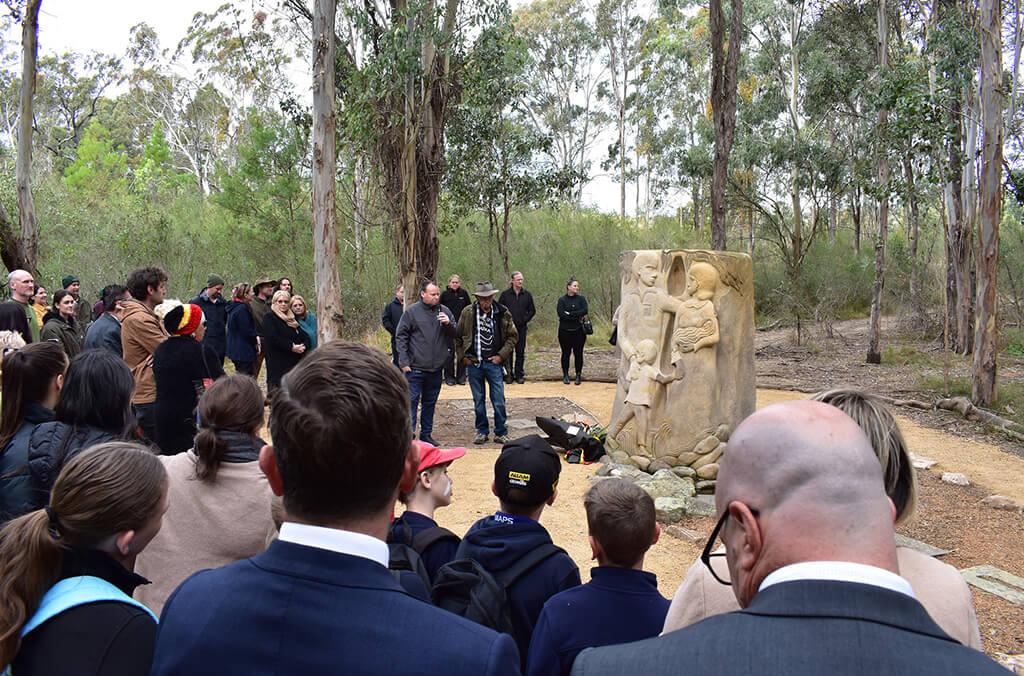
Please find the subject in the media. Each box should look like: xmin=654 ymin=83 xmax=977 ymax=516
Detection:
xmin=134 ymin=451 xmax=275 ymax=614
xmin=662 ymin=546 xmax=982 ymax=650
xmin=120 ymin=299 xmax=167 ymax=405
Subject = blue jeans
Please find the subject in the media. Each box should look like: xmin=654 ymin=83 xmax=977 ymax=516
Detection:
xmin=467 ymin=360 xmax=507 ymax=436
xmin=406 ymin=369 xmax=443 ymax=438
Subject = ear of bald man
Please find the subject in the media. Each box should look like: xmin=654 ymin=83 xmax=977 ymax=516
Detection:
xmin=715 ymin=400 xmax=900 ymax=607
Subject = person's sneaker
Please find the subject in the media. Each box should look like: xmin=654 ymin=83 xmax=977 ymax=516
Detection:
xmin=562 ymin=374 xmax=570 ymax=385
xmin=515 ymin=377 xmax=525 ymax=385
xmin=444 ymin=378 xmax=456 ymax=386
xmin=493 ymin=434 xmax=510 ymax=445
xmin=575 ymin=373 xmax=582 ymax=386
xmin=456 ymin=378 xmax=467 ymax=385
xmin=473 ymin=433 xmax=488 ymax=445
xmin=420 ymin=435 xmax=442 ymax=446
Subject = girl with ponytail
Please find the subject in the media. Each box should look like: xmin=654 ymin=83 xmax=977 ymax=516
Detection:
xmin=0 ymin=343 xmax=67 ymax=525
xmin=0 ymin=442 xmax=167 ymax=674
xmin=135 ymin=375 xmax=273 ymax=613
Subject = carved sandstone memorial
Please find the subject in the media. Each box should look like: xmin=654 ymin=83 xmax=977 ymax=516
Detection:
xmin=609 ymin=250 xmax=755 ymax=491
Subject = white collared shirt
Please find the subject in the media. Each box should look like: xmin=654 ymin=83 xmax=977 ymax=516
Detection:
xmin=278 ymin=522 xmax=390 ymax=568
xmin=759 ymin=561 xmax=916 ymax=599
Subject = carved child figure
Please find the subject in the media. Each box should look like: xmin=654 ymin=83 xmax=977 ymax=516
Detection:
xmin=609 ymin=339 xmax=677 ymax=454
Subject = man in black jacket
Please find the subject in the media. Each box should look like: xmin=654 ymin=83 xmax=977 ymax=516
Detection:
xmin=190 ymin=274 xmax=228 ymax=365
xmin=395 ymin=281 xmax=457 ymax=446
xmin=440 ymin=274 xmax=471 ymax=385
xmin=498 ymin=271 xmax=535 ymax=384
xmin=381 ymin=284 xmax=405 ymax=367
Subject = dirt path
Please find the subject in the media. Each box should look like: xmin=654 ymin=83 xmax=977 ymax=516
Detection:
xmin=432 ymin=380 xmax=1024 ymax=656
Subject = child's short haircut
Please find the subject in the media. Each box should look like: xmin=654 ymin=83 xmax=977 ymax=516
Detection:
xmin=584 ymin=478 xmax=657 ymax=567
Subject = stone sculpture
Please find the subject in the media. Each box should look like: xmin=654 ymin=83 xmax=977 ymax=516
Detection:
xmin=609 ymin=249 xmax=755 ymax=491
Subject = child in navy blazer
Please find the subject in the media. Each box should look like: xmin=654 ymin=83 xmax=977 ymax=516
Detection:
xmin=457 ymin=435 xmax=581 ymax=670
xmin=525 ymin=477 xmax=669 ymax=676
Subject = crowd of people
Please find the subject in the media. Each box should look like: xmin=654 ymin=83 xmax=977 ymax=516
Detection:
xmin=1 ymin=268 xmax=315 ymax=455
xmin=0 ymin=265 xmax=1011 ymax=675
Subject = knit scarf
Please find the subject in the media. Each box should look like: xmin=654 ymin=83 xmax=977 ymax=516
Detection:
xmin=272 ymin=304 xmax=299 ymax=329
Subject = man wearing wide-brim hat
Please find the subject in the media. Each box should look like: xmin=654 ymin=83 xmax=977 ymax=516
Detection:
xmin=455 ymin=282 xmax=518 ymax=446
xmin=250 ymin=275 xmax=278 ymax=379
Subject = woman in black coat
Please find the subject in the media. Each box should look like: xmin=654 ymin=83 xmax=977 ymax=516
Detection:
xmin=153 ymin=303 xmax=224 ymax=455
xmin=27 ymin=350 xmax=136 ymax=499
xmin=260 ymin=290 xmax=310 ymax=392
xmin=226 ymin=284 xmax=259 ymax=376
xmin=556 ymin=277 xmax=589 ymax=385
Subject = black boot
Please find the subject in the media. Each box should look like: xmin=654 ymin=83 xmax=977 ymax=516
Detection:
xmin=562 ymin=371 xmax=570 ymax=385
xmin=574 ymin=372 xmax=582 ymax=386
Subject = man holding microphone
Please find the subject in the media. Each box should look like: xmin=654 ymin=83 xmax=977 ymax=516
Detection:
xmin=395 ymin=280 xmax=458 ymax=446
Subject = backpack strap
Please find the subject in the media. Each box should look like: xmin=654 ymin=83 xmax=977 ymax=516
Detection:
xmin=411 ymin=526 xmax=458 ymax=554
xmin=21 ymin=575 xmax=157 ymax=637
xmin=495 ymin=543 xmax=565 ymax=591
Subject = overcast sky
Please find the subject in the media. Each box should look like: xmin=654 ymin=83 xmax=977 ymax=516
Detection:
xmin=10 ymin=0 xmax=632 ymax=214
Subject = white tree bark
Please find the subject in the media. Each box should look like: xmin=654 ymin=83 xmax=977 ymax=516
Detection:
xmin=312 ymin=0 xmax=344 ymax=342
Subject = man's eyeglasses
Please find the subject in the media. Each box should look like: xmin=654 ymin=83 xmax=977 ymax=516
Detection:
xmin=700 ymin=506 xmax=759 ymax=586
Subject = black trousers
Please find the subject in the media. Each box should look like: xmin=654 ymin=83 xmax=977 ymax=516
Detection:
xmin=443 ymin=338 xmax=466 ymax=382
xmin=133 ymin=402 xmax=159 ymax=451
xmin=558 ymin=328 xmax=586 ymax=375
xmin=232 ymin=360 xmax=254 ymax=376
xmin=511 ymin=323 xmax=528 ymax=379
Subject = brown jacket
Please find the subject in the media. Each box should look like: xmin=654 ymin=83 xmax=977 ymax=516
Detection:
xmin=662 ymin=545 xmax=982 ymax=649
xmin=455 ymin=302 xmax=518 ymax=365
xmin=120 ymin=299 xmax=167 ymax=404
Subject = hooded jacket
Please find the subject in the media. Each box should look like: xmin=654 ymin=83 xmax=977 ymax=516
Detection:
xmin=190 ymin=289 xmax=228 ymax=359
xmin=457 ymin=515 xmax=581 ymax=668
xmin=226 ymin=301 xmax=258 ymax=363
xmin=27 ymin=422 xmax=120 ymax=498
xmin=0 ymin=402 xmax=54 ymax=524
xmin=455 ymin=302 xmax=518 ymax=364
xmin=40 ymin=311 xmax=82 ymax=359
xmin=120 ymin=299 xmax=168 ymax=405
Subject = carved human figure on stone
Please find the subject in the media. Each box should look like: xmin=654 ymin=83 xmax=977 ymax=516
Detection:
xmin=609 ymin=339 xmax=677 ymax=455
xmin=670 ymin=262 xmax=720 ymax=364
xmin=617 ymin=252 xmax=665 ymax=368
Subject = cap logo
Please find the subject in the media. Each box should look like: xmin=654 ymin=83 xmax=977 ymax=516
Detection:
xmin=508 ymin=471 xmax=531 ymax=486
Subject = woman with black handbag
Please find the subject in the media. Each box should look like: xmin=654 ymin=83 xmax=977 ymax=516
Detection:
xmin=556 ymin=277 xmax=590 ymax=385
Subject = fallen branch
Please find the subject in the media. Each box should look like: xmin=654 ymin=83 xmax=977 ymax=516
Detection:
xmin=879 ymin=394 xmax=1024 ymax=442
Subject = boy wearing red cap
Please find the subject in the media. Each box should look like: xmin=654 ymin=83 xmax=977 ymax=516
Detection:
xmin=387 ymin=440 xmax=464 ymax=582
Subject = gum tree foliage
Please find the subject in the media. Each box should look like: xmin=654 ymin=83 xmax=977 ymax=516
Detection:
xmin=444 ymin=14 xmax=578 ymax=279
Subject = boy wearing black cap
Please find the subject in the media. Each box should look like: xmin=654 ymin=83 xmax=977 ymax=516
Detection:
xmin=525 ymin=478 xmax=668 ymax=676
xmin=457 ymin=435 xmax=581 ymax=668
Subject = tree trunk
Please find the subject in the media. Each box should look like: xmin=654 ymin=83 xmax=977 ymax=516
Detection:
xmin=973 ymin=0 xmax=1003 ymax=405
xmin=0 ymin=200 xmax=30 ymax=273
xmin=384 ymin=0 xmax=458 ymax=304
xmin=903 ymin=154 xmax=924 ymax=326
xmin=849 ymin=189 xmax=862 ymax=252
xmin=709 ymin=0 xmax=743 ymax=251
xmin=828 ymin=194 xmax=837 ymax=244
xmin=16 ymin=0 xmax=42 ymax=275
xmin=788 ymin=4 xmax=803 ymax=257
xmin=692 ymin=181 xmax=702 ymax=231
xmin=867 ymin=0 xmax=889 ymax=364
xmin=311 ymin=0 xmax=344 ymax=342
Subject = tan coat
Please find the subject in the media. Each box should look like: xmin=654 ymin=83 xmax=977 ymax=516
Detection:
xmin=120 ymin=299 xmax=167 ymax=404
xmin=134 ymin=451 xmax=276 ymax=614
xmin=662 ymin=546 xmax=982 ymax=649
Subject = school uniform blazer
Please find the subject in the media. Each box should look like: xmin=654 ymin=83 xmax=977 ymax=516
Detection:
xmin=150 ymin=539 xmax=520 ymax=676
xmin=572 ymin=580 xmax=1006 ymax=676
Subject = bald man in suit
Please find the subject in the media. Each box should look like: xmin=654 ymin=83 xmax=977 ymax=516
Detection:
xmin=572 ymin=401 xmax=1007 ymax=676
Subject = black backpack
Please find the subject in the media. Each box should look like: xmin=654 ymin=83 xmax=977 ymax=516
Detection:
xmin=431 ymin=543 xmax=565 ymax=634
xmin=387 ymin=520 xmax=460 ymax=601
